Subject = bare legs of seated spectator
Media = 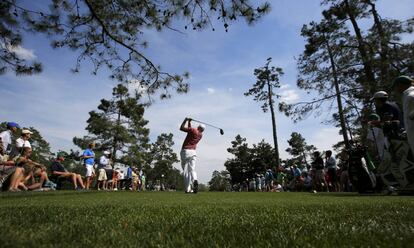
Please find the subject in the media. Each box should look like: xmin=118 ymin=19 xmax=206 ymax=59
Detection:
xmin=9 ymin=162 xmax=33 ymax=191
xmin=51 ymin=154 xmax=85 ymax=190
xmin=54 ymin=172 xmax=85 ymax=190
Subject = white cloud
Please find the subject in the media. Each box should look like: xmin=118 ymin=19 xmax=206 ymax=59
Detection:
xmin=6 ymin=44 xmax=37 ymax=60
xmin=207 ymin=87 xmax=215 ymax=94
xmin=280 ymin=89 xmax=299 ymax=103
xmin=280 ymin=84 xmax=290 ymax=90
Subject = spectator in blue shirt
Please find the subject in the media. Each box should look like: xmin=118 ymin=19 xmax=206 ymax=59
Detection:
xmin=82 ymin=142 xmax=95 ymax=190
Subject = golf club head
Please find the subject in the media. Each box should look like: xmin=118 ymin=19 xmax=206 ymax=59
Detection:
xmin=220 ymin=129 xmax=224 ymax=135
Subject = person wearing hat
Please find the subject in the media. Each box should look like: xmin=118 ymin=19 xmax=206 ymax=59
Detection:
xmin=392 ymin=75 xmax=414 ymax=154
xmin=97 ymin=151 xmax=111 ymax=190
xmin=179 ymin=117 xmax=205 ymax=193
xmin=366 ymin=113 xmax=389 ymax=163
xmin=50 ymin=152 xmax=85 ymax=190
xmin=0 ymin=122 xmax=20 ymax=154
xmin=16 ymin=129 xmax=33 ymax=149
xmin=371 ymin=90 xmax=403 ymax=136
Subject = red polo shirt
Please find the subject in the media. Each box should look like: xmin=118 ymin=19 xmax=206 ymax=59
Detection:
xmin=182 ymin=127 xmax=203 ymax=150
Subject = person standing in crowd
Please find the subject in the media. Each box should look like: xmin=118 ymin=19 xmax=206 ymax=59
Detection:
xmin=338 ymin=150 xmax=350 ymax=192
xmin=265 ymin=168 xmax=274 ymax=192
xmin=97 ymin=151 xmax=110 ymax=190
xmin=311 ymin=151 xmax=327 ymax=192
xmin=325 ymin=150 xmax=338 ymax=192
xmin=260 ymin=174 xmax=266 ymax=191
xmin=392 ymin=75 xmax=414 ymax=154
xmin=179 ymin=117 xmax=205 ymax=194
xmin=140 ymin=173 xmax=146 ymax=191
xmin=51 ymin=152 xmax=85 ymax=190
xmin=255 ymin=174 xmax=262 ymax=192
xmin=82 ymin=142 xmax=95 ymax=190
xmin=366 ymin=113 xmax=388 ymax=164
xmin=371 ymin=91 xmax=403 ymax=136
xmin=16 ymin=129 xmax=33 ymax=149
xmin=0 ymin=122 xmax=20 ymax=154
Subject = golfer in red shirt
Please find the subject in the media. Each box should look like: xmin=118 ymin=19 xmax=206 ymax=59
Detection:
xmin=180 ymin=117 xmax=205 ymax=193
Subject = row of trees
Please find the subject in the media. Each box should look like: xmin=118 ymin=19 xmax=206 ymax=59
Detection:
xmin=212 ymin=132 xmax=315 ymax=188
xmin=245 ymin=0 xmax=413 ymax=163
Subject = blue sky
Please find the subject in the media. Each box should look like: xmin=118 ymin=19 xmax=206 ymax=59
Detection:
xmin=1 ymin=0 xmax=413 ymax=183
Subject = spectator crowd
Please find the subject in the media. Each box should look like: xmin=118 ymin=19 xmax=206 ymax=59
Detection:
xmin=0 ymin=127 xmax=149 ymax=192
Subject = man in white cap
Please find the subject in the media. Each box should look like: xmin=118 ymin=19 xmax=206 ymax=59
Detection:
xmin=97 ymin=151 xmax=111 ymax=190
xmin=179 ymin=117 xmax=205 ymax=193
xmin=16 ymin=129 xmax=33 ymax=149
xmin=371 ymin=90 xmax=403 ymax=136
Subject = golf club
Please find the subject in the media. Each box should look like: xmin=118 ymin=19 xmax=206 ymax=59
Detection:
xmin=190 ymin=118 xmax=224 ymax=135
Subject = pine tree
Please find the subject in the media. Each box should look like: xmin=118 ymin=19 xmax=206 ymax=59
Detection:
xmin=73 ymin=84 xmax=150 ymax=163
xmin=245 ymin=58 xmax=283 ymax=165
xmin=285 ymin=132 xmax=316 ymax=167
xmin=1 ymin=0 xmax=270 ymax=99
xmin=146 ymin=133 xmax=181 ymax=189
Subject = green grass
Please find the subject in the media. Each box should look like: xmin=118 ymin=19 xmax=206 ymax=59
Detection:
xmin=0 ymin=191 xmax=413 ymax=247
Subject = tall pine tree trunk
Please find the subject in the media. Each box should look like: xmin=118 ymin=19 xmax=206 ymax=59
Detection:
xmin=112 ymin=100 xmax=122 ymax=161
xmin=343 ymin=0 xmax=376 ymax=143
xmin=344 ymin=0 xmax=376 ymax=96
xmin=267 ymin=82 xmax=280 ymax=166
xmin=368 ymin=0 xmax=389 ymax=87
xmin=324 ymin=35 xmax=351 ymax=149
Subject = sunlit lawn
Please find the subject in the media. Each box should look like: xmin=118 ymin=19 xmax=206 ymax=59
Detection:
xmin=0 ymin=191 xmax=413 ymax=247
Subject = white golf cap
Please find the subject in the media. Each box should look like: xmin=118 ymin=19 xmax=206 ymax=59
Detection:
xmin=22 ymin=129 xmax=33 ymax=135
xmin=198 ymin=124 xmax=206 ymax=130
xmin=370 ymin=91 xmax=388 ymax=101
xmin=103 ymin=151 xmax=110 ymax=155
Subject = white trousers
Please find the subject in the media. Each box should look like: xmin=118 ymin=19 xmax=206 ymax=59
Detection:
xmin=180 ymin=149 xmax=197 ymax=192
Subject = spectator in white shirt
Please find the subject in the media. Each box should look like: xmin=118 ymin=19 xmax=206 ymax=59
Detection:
xmin=0 ymin=122 xmax=20 ymax=153
xmin=16 ymin=129 xmax=33 ymax=149
xmin=97 ymin=151 xmax=111 ymax=190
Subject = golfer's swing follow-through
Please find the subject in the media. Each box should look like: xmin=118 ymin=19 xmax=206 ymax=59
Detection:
xmin=179 ymin=117 xmax=224 ymax=193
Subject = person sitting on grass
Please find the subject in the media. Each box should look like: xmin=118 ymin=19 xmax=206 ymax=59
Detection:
xmin=51 ymin=152 xmax=85 ymax=190
xmin=24 ymin=164 xmax=55 ymax=191
xmin=10 ymin=147 xmax=56 ymax=191
xmin=7 ymin=154 xmax=37 ymax=192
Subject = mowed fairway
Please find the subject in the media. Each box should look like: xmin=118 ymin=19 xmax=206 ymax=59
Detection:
xmin=0 ymin=192 xmax=413 ymax=247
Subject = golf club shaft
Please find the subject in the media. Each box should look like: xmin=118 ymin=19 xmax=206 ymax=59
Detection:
xmin=191 ymin=118 xmax=222 ymax=130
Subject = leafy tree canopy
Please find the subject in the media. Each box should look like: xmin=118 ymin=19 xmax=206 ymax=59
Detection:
xmin=1 ymin=0 xmax=270 ymax=100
